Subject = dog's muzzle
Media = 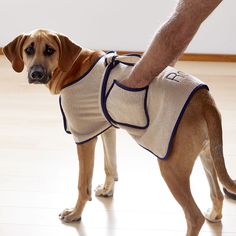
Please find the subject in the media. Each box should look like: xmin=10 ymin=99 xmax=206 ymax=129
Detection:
xmin=28 ymin=65 xmax=51 ymax=84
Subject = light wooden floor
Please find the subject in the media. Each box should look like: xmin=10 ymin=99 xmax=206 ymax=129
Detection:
xmin=0 ymin=55 xmax=236 ymax=236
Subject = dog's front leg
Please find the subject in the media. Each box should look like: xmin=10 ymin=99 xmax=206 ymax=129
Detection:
xmin=95 ymin=127 xmax=118 ymax=197
xmin=59 ymin=138 xmax=97 ymax=223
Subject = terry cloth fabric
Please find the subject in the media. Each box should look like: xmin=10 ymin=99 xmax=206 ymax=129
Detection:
xmin=59 ymin=52 xmax=209 ymax=159
xmin=59 ymin=55 xmax=111 ymax=144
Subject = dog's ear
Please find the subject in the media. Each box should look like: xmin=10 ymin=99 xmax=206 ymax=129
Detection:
xmin=3 ymin=34 xmax=28 ymax=73
xmin=55 ymin=34 xmax=82 ymax=72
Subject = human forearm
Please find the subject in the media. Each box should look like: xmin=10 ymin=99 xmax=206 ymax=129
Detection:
xmin=130 ymin=16 xmax=200 ymax=87
xmin=124 ymin=0 xmax=223 ymax=88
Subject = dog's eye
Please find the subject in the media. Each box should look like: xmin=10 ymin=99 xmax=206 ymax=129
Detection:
xmin=25 ymin=46 xmax=35 ymax=56
xmin=44 ymin=45 xmax=55 ymax=56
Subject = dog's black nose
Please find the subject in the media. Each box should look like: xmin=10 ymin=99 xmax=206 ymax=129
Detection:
xmin=31 ymin=70 xmax=44 ymax=80
xmin=29 ymin=65 xmax=49 ymax=84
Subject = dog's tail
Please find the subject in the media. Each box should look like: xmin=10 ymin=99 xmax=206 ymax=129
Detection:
xmin=204 ymin=96 xmax=236 ymax=194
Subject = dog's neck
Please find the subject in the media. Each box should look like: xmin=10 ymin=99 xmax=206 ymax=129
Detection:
xmin=47 ymin=48 xmax=105 ymax=94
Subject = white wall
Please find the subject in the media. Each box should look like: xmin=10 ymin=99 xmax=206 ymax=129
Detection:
xmin=0 ymin=0 xmax=236 ymax=54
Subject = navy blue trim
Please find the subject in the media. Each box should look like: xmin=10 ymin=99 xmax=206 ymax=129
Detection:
xmin=139 ymin=84 xmax=209 ymax=160
xmin=104 ymin=53 xmax=141 ymax=67
xmin=104 ymin=51 xmax=118 ymax=67
xmin=59 ymin=95 xmax=113 ymax=142
xmin=106 ymin=51 xmax=116 ymax=55
xmin=114 ymin=79 xmax=148 ymax=92
xmin=104 ymin=52 xmax=117 ymax=67
xmin=61 ymin=55 xmax=105 ymax=90
xmin=76 ymin=125 xmax=112 ymax=145
xmin=59 ymin=94 xmax=113 ymax=141
xmin=62 ymin=52 xmax=141 ymax=89
xmin=115 ymin=54 xmax=141 ymax=67
xmin=105 ymin=80 xmax=150 ymax=129
xmin=115 ymin=61 xmax=136 ymax=66
xmin=101 ymin=59 xmax=150 ymax=129
xmin=59 ymin=96 xmax=71 ymax=134
xmin=101 ymin=61 xmax=120 ymax=126
xmin=122 ymin=53 xmax=142 ymax=58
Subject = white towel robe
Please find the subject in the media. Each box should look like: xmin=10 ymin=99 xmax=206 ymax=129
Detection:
xmin=60 ymin=53 xmax=208 ymax=159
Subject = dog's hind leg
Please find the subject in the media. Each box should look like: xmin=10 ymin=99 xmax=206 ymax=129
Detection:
xmin=200 ymin=142 xmax=224 ymax=223
xmin=159 ymin=156 xmax=205 ymax=236
xmin=95 ymin=127 xmax=118 ymax=197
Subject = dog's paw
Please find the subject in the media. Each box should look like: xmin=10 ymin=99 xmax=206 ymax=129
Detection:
xmin=204 ymin=208 xmax=222 ymax=223
xmin=95 ymin=184 xmax=114 ymax=197
xmin=59 ymin=208 xmax=82 ymax=223
xmin=95 ymin=176 xmax=115 ymax=197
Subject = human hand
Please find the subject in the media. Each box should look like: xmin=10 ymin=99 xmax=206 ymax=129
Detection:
xmin=120 ymin=75 xmax=149 ymax=89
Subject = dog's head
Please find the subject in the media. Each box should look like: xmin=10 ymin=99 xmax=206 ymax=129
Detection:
xmin=3 ymin=29 xmax=81 ymax=84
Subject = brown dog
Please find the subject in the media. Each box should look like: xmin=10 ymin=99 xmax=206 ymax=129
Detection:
xmin=3 ymin=29 xmax=236 ymax=236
